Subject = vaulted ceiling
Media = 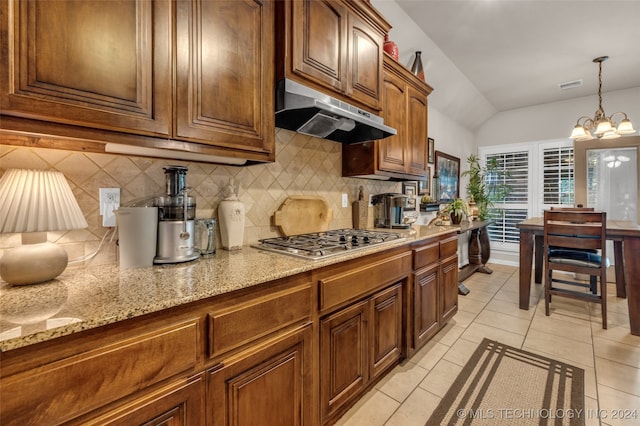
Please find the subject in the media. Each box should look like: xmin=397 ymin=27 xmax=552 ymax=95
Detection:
xmin=392 ymin=0 xmax=640 ymax=128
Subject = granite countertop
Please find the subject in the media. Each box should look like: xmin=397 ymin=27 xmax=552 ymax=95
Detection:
xmin=0 ymin=225 xmax=458 ymax=352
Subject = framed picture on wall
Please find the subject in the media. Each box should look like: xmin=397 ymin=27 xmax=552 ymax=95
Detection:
xmin=435 ymin=151 xmax=460 ymax=202
xmin=418 ymin=167 xmax=430 ymax=195
xmin=428 ymin=138 xmax=435 ymax=164
xmin=402 ymin=181 xmax=418 ymax=211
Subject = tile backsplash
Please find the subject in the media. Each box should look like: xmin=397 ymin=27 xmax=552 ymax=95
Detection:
xmin=0 ymin=129 xmax=401 ymax=266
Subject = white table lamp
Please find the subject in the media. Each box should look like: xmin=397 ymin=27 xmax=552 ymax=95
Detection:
xmin=0 ymin=169 xmax=88 ymax=285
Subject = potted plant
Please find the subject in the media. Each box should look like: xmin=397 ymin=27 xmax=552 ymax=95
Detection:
xmin=420 ymin=194 xmax=441 ymax=212
xmin=461 ymin=155 xmax=510 ymax=221
xmin=444 ymin=198 xmax=467 ymax=224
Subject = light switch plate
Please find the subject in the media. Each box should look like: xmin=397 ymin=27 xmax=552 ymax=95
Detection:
xmin=341 ymin=193 xmax=348 ymax=208
xmin=99 ymin=188 xmax=120 ymax=227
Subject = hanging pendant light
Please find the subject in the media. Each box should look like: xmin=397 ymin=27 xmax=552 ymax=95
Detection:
xmin=569 ymin=56 xmax=636 ymax=142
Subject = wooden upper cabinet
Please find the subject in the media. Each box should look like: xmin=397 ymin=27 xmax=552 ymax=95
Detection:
xmin=0 ymin=0 xmax=171 ymax=136
xmin=342 ymin=54 xmax=433 ymax=180
xmin=279 ymin=0 xmax=388 ymax=112
xmin=377 ymin=69 xmax=407 ymax=173
xmin=291 ymin=0 xmax=347 ymax=93
xmin=1 ymin=0 xmax=275 ymax=163
xmin=175 ymin=0 xmax=274 ymax=155
xmin=347 ymin=12 xmax=383 ymax=110
xmin=407 ymin=84 xmax=429 ymax=175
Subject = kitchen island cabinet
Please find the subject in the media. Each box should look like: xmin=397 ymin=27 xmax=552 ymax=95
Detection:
xmin=0 ymin=0 xmax=275 ymax=163
xmin=342 ymin=54 xmax=433 ymax=180
xmin=0 ymin=227 xmax=460 ymax=426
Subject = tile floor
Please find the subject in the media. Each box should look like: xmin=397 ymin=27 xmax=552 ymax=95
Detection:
xmin=335 ymin=263 xmax=640 ymax=426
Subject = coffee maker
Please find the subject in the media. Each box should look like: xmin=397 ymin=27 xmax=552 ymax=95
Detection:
xmin=371 ymin=193 xmax=410 ymax=229
xmin=154 ymin=166 xmax=200 ymax=263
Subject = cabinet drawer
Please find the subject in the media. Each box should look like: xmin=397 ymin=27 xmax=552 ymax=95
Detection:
xmin=0 ymin=320 xmax=200 ymax=425
xmin=413 ymin=241 xmax=439 ymax=270
xmin=208 ymin=284 xmax=311 ymax=358
xmin=440 ymin=234 xmax=458 ymax=258
xmin=319 ymin=252 xmax=411 ymax=312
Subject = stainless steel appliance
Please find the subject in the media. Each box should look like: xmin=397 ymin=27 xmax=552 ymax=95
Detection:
xmin=371 ymin=193 xmax=410 ymax=229
xmin=275 ymin=79 xmax=396 ymax=143
xmin=252 ymin=229 xmax=405 ymax=260
xmin=154 ymin=165 xmax=199 ymax=264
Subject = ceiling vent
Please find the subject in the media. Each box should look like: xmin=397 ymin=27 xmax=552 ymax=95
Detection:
xmin=559 ymin=79 xmax=583 ymax=90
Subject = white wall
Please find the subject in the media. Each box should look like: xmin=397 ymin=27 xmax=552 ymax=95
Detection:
xmin=371 ymin=0 xmax=476 ymax=184
xmin=476 ymin=87 xmax=640 ymax=147
xmin=371 ymin=0 xmax=496 ymax=130
xmin=372 ymin=0 xmax=479 ymax=268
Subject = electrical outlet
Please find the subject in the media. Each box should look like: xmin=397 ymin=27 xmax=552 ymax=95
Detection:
xmin=341 ymin=193 xmax=348 ymax=208
xmin=99 ymin=188 xmax=120 ymax=227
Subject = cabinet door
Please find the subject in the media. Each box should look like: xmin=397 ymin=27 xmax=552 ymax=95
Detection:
xmin=0 ymin=0 xmax=171 ymax=135
xmin=175 ymin=0 xmax=275 ymax=154
xmin=407 ymin=85 xmax=429 ymax=176
xmin=369 ymin=283 xmax=403 ymax=380
xmin=291 ymin=0 xmax=347 ymax=93
xmin=82 ymin=375 xmax=205 ymax=426
xmin=320 ymin=300 xmax=368 ymax=423
xmin=207 ymin=325 xmax=312 ymax=426
xmin=346 ymin=13 xmax=383 ymax=110
xmin=378 ymin=70 xmax=407 ymax=173
xmin=440 ymin=255 xmax=459 ymax=323
xmin=414 ymin=264 xmax=440 ymax=350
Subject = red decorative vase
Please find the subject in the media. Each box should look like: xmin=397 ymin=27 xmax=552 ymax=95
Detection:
xmin=383 ymin=35 xmax=399 ymax=61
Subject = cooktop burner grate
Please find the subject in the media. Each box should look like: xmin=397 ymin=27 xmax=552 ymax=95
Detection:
xmin=252 ymin=228 xmax=405 ymax=260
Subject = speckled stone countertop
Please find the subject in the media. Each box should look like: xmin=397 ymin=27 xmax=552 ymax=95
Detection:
xmin=0 ymin=225 xmax=458 ymax=352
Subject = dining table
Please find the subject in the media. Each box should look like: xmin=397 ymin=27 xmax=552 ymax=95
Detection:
xmin=517 ymin=216 xmax=640 ymax=336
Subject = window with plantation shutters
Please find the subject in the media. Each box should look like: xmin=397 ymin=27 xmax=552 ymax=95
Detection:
xmin=482 ymin=149 xmax=531 ymax=249
xmin=541 ymin=143 xmax=574 ymax=209
xmin=477 ymin=140 xmax=575 ymax=255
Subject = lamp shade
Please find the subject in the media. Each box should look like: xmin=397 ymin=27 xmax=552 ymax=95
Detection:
xmin=617 ymin=118 xmax=636 ymax=135
xmin=0 ymin=169 xmax=88 ymax=233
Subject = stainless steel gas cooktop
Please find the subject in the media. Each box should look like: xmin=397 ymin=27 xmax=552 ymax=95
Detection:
xmin=252 ymin=228 xmax=405 ymax=260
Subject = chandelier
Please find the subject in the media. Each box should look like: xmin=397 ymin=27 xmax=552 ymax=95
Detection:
xmin=569 ymin=56 xmax=636 ymax=141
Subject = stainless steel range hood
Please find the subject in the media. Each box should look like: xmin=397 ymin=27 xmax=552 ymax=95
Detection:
xmin=275 ymin=79 xmax=396 ymax=143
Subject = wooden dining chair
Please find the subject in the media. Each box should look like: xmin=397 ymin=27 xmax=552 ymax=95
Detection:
xmin=548 ymin=206 xmax=598 ymax=293
xmin=543 ymin=210 xmax=607 ymax=328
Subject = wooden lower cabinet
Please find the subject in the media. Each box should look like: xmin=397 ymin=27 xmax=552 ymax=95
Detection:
xmin=413 ymin=263 xmax=440 ymax=348
xmin=410 ymin=232 xmax=459 ymax=354
xmin=207 ymin=324 xmax=313 ymax=426
xmin=79 ymin=374 xmax=205 ymax=426
xmin=369 ymin=284 xmax=403 ymax=379
xmin=440 ymin=255 xmax=459 ymax=323
xmin=320 ymin=283 xmax=402 ymax=424
xmin=0 ymin=240 xmax=460 ymax=426
xmin=0 ymin=318 xmax=201 ymax=426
